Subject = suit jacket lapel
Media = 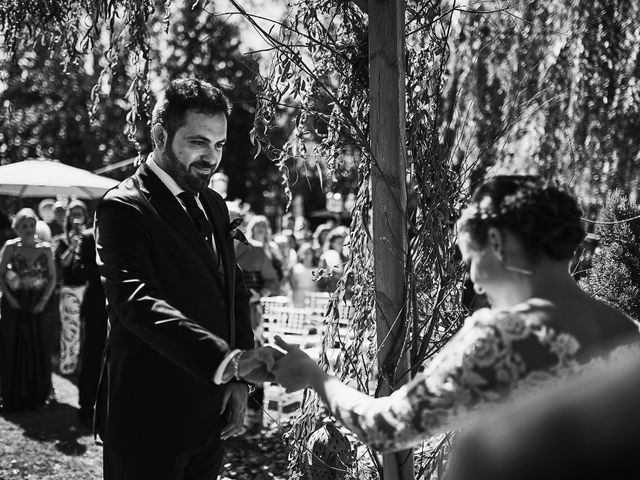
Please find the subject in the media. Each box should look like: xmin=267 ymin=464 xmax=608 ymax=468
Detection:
xmin=200 ymin=190 xmax=232 ymax=298
xmin=134 ymin=163 xmax=220 ymax=280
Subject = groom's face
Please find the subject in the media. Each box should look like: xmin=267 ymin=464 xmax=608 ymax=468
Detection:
xmin=161 ymin=110 xmax=227 ymax=193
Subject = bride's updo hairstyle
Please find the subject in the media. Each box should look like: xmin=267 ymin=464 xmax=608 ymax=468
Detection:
xmin=458 ymin=176 xmax=585 ymax=261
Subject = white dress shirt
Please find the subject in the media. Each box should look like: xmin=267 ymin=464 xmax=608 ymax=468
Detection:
xmin=147 ymin=154 xmax=219 ymax=257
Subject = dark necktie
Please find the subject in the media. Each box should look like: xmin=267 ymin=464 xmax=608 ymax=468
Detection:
xmin=178 ymin=192 xmax=216 ymax=255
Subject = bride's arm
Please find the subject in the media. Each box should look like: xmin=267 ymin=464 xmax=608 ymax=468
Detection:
xmin=274 ymin=309 xmax=572 ymax=452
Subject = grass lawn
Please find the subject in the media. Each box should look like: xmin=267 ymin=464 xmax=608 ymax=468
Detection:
xmin=0 ymin=373 xmax=290 ymax=479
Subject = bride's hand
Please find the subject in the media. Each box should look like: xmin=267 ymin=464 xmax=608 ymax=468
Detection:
xmin=273 ymin=335 xmax=322 ymax=392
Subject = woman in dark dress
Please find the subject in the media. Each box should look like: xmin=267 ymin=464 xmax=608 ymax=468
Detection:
xmin=0 ymin=208 xmax=56 ymax=410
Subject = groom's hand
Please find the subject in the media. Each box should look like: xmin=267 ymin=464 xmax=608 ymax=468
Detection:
xmin=220 ymin=382 xmax=248 ymax=440
xmin=236 ymin=345 xmax=287 ymax=384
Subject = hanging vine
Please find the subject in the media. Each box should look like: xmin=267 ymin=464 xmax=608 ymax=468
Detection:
xmin=0 ymin=0 xmax=156 ymax=144
xmin=228 ymin=1 xmax=469 ymax=477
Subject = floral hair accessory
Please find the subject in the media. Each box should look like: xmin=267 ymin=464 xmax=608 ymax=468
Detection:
xmin=227 ymin=217 xmax=249 ymax=245
xmin=459 ymin=196 xmax=497 ymax=224
xmin=460 ymin=189 xmax=539 ymax=224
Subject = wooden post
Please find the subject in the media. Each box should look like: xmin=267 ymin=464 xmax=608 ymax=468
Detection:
xmin=368 ymin=0 xmax=414 ymax=479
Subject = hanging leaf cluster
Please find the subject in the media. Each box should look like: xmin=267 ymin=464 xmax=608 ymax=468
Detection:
xmin=1 ymin=0 xmax=157 ymax=150
xmin=229 ymin=1 xmax=470 ymax=478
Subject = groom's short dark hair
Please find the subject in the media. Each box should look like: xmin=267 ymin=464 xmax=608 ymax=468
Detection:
xmin=151 ymin=78 xmax=230 ymax=145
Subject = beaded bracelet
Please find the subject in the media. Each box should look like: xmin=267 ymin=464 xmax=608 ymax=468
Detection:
xmin=232 ymin=350 xmax=244 ymax=381
xmin=231 ymin=350 xmax=256 ymax=394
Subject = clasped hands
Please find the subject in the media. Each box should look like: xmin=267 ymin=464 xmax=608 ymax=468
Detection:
xmin=232 ymin=336 xmax=322 ymax=392
xmin=220 ymin=337 xmax=324 ymax=439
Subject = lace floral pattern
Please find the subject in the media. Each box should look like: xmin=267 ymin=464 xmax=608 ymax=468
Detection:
xmin=331 ymin=307 xmax=584 ymax=452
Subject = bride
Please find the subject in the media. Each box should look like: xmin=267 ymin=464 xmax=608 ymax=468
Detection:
xmin=270 ymin=175 xmax=640 ymax=452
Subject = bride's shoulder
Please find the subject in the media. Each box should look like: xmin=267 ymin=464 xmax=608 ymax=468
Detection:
xmin=467 ymin=302 xmax=547 ymax=325
xmin=466 ymin=302 xmax=558 ymax=340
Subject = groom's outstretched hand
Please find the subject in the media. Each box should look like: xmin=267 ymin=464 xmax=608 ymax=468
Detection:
xmin=272 ymin=335 xmax=321 ymax=393
xmin=237 ymin=345 xmax=286 ymax=384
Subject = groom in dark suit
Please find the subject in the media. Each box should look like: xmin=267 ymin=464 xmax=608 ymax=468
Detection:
xmin=95 ymin=78 xmax=278 ymax=480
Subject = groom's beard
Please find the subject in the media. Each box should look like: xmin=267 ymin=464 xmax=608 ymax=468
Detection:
xmin=162 ymin=146 xmax=213 ymax=194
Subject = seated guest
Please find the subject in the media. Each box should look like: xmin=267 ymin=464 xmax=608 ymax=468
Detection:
xmin=272 ymin=175 xmax=640 ymax=452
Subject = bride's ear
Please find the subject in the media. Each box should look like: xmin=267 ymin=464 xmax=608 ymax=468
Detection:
xmin=486 ymin=227 xmax=504 ymax=261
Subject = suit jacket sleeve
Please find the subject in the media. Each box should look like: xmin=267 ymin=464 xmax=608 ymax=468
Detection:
xmin=95 ymin=195 xmax=230 ymax=383
xmin=233 ymin=261 xmax=253 ymax=350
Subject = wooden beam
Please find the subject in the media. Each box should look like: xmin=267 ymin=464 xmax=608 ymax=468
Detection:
xmin=369 ymin=0 xmax=414 ymax=479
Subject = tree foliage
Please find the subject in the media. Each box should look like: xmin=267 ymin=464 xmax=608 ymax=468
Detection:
xmin=230 ymin=1 xmax=468 ymax=477
xmin=580 ymin=191 xmax=640 ymax=320
xmin=0 ymin=43 xmax=141 ymax=172
xmin=0 ymin=1 xmax=288 ymax=213
xmin=3 ymin=1 xmax=640 ymax=479
xmin=444 ymin=0 xmax=640 ymax=203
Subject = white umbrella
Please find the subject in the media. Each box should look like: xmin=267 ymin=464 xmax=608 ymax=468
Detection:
xmin=0 ymin=159 xmax=119 ymax=199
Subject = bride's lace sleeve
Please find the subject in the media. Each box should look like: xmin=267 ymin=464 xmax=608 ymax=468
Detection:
xmin=330 ymin=308 xmax=580 ymax=452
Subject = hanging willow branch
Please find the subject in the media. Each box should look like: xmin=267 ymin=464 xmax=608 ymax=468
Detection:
xmin=1 ymin=0 xmax=155 ymax=141
xmin=229 ymin=1 xmax=469 ymax=478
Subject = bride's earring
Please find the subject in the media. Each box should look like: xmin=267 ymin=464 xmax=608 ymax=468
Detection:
xmin=474 ymin=284 xmax=485 ymax=295
xmin=502 ymin=262 xmax=534 ymax=275
xmin=488 ymin=227 xmax=534 ymax=276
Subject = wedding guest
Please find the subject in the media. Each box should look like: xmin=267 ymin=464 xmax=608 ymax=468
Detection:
xmin=246 ymin=215 xmax=284 ymax=284
xmin=47 ymin=201 xmax=66 ymax=238
xmin=281 ymin=212 xmax=295 ymax=232
xmin=67 ymin=218 xmax=108 ymax=429
xmin=53 ymin=200 xmax=90 ymax=376
xmin=209 ymin=171 xmax=229 ymax=199
xmin=311 ymin=222 xmax=333 ymax=258
xmin=236 ymin=217 xmax=281 ymax=300
xmin=0 ymin=209 xmax=13 ymax=249
xmin=294 ymin=216 xmax=313 ymax=246
xmin=272 ymin=232 xmax=298 ymax=296
xmin=273 ymin=175 xmax=640 ymax=452
xmin=290 ymin=243 xmax=317 ymax=307
xmin=36 ymin=199 xmax=56 ymax=242
xmin=234 ymin=215 xmax=281 ymax=432
xmin=0 ymin=208 xmax=56 ymax=410
xmin=316 ymin=226 xmax=348 ymax=293
xmin=37 ymin=199 xmax=56 ymax=225
xmin=54 ymin=200 xmax=89 ymax=287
